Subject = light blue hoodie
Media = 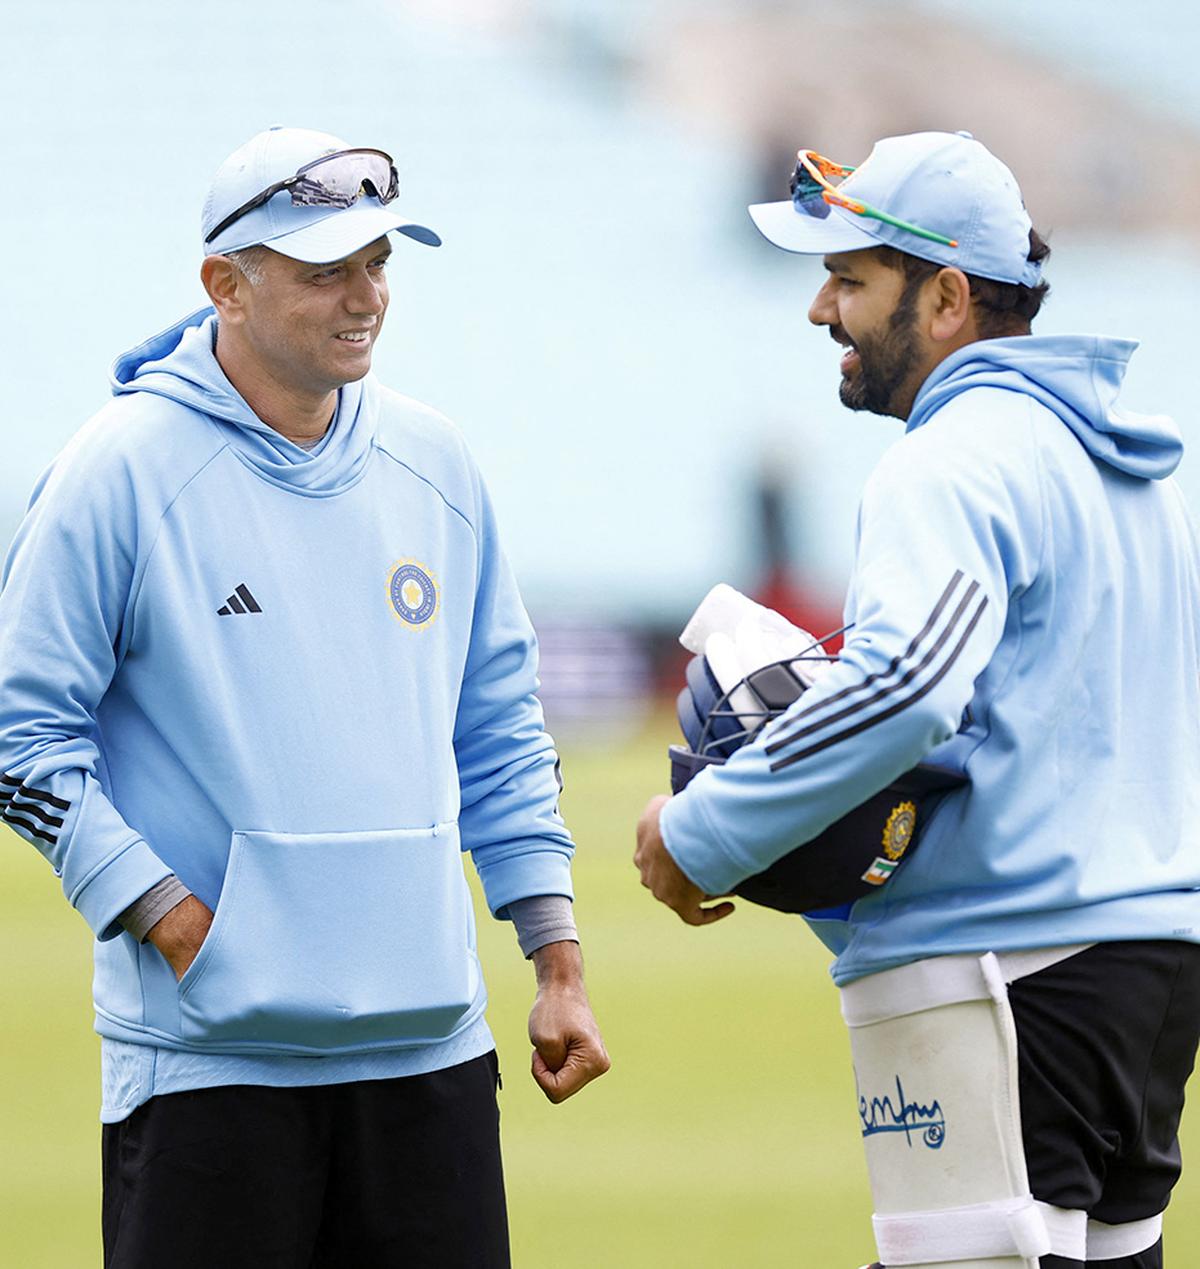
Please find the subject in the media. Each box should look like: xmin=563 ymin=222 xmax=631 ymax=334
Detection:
xmin=0 ymin=309 xmax=573 ymax=1061
xmin=661 ymin=335 xmax=1200 ymax=985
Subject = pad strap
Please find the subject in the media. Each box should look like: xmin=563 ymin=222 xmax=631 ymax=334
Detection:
xmin=842 ymin=952 xmax=1007 ymax=1027
xmin=840 ymin=947 xmax=1092 ymax=1027
xmin=873 ymin=1198 xmax=1086 ymax=1265
xmin=1087 ymin=1212 xmax=1164 ymax=1260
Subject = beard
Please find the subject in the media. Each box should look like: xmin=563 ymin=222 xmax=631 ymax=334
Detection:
xmin=837 ymin=290 xmax=922 ymax=418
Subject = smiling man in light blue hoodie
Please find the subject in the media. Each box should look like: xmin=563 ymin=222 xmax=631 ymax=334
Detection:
xmin=0 ymin=126 xmax=608 ymax=1268
xmin=635 ymin=133 xmax=1200 ymax=1269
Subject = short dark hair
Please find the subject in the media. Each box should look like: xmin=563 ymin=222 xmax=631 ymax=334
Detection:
xmin=873 ymin=229 xmax=1051 ymax=338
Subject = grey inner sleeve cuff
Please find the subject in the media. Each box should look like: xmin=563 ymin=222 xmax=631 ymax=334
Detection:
xmin=118 ymin=874 xmax=194 ymax=943
xmin=507 ymin=894 xmax=578 ymax=959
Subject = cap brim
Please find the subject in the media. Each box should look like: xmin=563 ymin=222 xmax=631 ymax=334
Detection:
xmin=260 ymin=203 xmax=441 ymax=263
xmin=748 ymin=200 xmax=882 ymax=255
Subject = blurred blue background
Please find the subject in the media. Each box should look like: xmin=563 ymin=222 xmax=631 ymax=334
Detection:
xmin=2 ymin=0 xmax=1198 ymax=628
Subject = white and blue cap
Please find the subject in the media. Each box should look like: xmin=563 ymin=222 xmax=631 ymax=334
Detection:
xmin=749 ymin=131 xmax=1041 ymax=287
xmin=202 ymin=126 xmax=441 ymax=263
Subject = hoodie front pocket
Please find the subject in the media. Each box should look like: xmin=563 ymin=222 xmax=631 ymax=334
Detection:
xmin=177 ymin=824 xmax=478 ymax=1051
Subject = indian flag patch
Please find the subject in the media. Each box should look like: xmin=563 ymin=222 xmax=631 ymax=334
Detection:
xmin=861 ymin=857 xmax=898 ymax=887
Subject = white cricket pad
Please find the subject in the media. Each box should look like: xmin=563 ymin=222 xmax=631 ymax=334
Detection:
xmin=840 ymin=952 xmax=1087 ymax=1267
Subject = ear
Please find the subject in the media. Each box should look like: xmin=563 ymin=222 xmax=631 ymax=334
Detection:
xmin=201 ymin=255 xmax=251 ymax=325
xmin=928 ymin=267 xmax=976 ymax=344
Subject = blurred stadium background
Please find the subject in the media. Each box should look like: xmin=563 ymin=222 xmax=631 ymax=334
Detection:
xmin=3 ymin=0 xmax=1200 ymax=1263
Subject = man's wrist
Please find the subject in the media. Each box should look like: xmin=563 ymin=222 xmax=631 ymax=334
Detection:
xmin=119 ymin=874 xmax=194 ymax=943
xmin=531 ymin=938 xmax=586 ymax=990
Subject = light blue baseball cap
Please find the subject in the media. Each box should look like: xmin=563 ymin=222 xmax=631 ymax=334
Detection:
xmin=202 ymin=126 xmax=441 ymax=263
xmin=749 ymin=131 xmax=1042 ymax=287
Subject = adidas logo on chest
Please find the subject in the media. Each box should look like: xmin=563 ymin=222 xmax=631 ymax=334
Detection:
xmin=217 ymin=584 xmax=262 ymax=616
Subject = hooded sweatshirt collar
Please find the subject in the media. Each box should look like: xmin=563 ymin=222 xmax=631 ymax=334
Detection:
xmin=907 ymin=334 xmax=1182 ymax=480
xmin=111 ymin=309 xmax=378 ymax=495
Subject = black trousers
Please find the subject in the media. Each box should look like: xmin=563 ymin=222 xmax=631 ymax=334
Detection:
xmin=1010 ymin=940 xmax=1200 ymax=1269
xmin=102 ymin=1051 xmax=508 ymax=1269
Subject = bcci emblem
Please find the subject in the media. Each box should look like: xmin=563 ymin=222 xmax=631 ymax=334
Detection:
xmin=882 ymin=800 xmax=918 ymax=861
xmin=861 ymin=800 xmax=918 ymax=888
xmin=388 ymin=560 xmax=439 ymax=630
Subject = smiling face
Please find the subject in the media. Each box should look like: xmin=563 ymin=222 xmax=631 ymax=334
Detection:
xmin=233 ymin=236 xmax=393 ymax=400
xmin=807 ymin=249 xmax=934 ymax=420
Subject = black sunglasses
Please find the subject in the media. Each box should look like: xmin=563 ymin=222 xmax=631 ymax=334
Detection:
xmin=205 ymin=148 xmax=400 ymax=245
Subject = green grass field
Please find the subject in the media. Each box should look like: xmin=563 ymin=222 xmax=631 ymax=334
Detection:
xmin=3 ymin=714 xmax=1199 ymax=1266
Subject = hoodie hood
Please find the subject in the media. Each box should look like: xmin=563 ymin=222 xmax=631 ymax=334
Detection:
xmin=907 ymin=334 xmax=1182 ymax=480
xmin=110 ymin=308 xmax=377 ymax=495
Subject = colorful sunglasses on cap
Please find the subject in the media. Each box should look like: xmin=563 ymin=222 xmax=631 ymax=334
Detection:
xmin=205 ymin=148 xmax=401 ymax=245
xmin=790 ymin=149 xmax=959 ymax=250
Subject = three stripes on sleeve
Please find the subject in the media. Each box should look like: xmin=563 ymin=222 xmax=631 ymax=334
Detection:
xmin=765 ymin=569 xmax=988 ymax=772
xmin=1 ymin=772 xmax=69 ymax=848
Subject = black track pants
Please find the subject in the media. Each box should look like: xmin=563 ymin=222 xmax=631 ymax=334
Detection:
xmin=102 ymin=1051 xmax=509 ymax=1269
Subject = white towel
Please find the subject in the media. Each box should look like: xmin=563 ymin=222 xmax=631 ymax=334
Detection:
xmin=679 ymin=584 xmax=834 ymax=729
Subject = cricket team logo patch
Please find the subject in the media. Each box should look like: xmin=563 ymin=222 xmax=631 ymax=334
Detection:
xmin=882 ymin=800 xmax=917 ymax=861
xmin=388 ymin=560 xmax=440 ymax=629
xmin=861 ymin=799 xmax=918 ymax=887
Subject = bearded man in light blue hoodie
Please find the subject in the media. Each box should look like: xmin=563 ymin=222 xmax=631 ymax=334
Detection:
xmin=0 ymin=127 xmax=609 ymax=1268
xmin=636 ymin=133 xmax=1200 ymax=1269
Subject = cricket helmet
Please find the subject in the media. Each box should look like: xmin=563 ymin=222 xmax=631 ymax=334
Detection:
xmin=670 ymin=588 xmax=966 ymax=915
